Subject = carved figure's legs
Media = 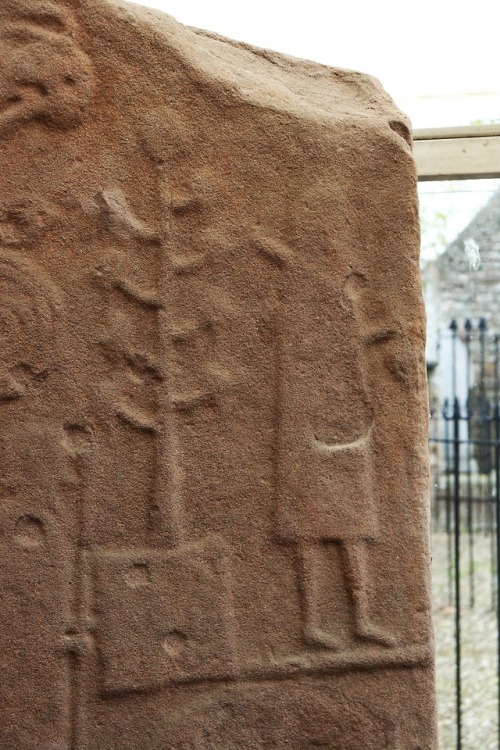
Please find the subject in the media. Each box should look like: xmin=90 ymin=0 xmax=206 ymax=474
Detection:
xmin=339 ymin=540 xmax=395 ymax=647
xmin=297 ymin=540 xmax=395 ymax=651
xmin=298 ymin=542 xmax=341 ymax=650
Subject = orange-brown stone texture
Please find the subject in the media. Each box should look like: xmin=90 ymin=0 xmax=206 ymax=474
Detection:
xmin=0 ymin=1 xmax=437 ymax=748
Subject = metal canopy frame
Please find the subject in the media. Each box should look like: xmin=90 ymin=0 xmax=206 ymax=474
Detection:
xmin=414 ymin=124 xmax=500 ymax=181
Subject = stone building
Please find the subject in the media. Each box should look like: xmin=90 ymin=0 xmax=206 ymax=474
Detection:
xmin=424 ymin=189 xmax=500 ymax=478
xmin=425 ymin=189 xmax=500 ymax=403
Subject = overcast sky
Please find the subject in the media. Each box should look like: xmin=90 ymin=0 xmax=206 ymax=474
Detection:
xmin=128 ymin=0 xmax=500 ymax=128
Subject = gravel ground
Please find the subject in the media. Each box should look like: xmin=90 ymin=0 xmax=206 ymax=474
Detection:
xmin=433 ymin=531 xmax=499 ymax=749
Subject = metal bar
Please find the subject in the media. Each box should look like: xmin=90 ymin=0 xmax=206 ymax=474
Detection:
xmin=477 ymin=321 xmax=497 ymax=610
xmin=415 ymin=136 xmax=500 ymax=181
xmin=414 ymin=124 xmax=500 ymax=141
xmin=453 ymin=395 xmax=462 ymax=750
xmin=444 ymin=398 xmax=453 ymax=605
xmin=494 ymin=335 xmax=500 ymax=746
xmin=465 ymin=320 xmax=475 ymax=609
xmin=430 ymin=437 xmax=500 ymax=447
xmin=430 ymin=398 xmax=440 ymax=529
xmin=451 ymin=321 xmax=462 ymax=750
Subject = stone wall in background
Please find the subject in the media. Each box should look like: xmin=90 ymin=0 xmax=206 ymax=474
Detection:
xmin=427 ymin=189 xmax=500 ymax=334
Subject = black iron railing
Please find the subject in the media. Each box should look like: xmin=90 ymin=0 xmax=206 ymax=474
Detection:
xmin=430 ymin=318 xmax=500 ymax=749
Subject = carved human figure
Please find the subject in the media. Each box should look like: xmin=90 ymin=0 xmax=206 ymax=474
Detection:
xmin=276 ymin=268 xmax=395 ymax=651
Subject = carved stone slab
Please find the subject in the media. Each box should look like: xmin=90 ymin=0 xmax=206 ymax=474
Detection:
xmin=94 ymin=539 xmax=237 ymax=694
xmin=0 ymin=1 xmax=436 ymax=748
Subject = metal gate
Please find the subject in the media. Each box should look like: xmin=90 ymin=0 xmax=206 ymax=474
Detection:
xmin=430 ymin=319 xmax=500 ymax=749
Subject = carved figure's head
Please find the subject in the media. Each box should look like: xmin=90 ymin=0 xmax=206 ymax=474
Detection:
xmin=0 ymin=1 xmax=95 ymax=135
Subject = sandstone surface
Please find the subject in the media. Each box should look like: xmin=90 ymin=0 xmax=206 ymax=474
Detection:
xmin=0 ymin=1 xmax=436 ymax=748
